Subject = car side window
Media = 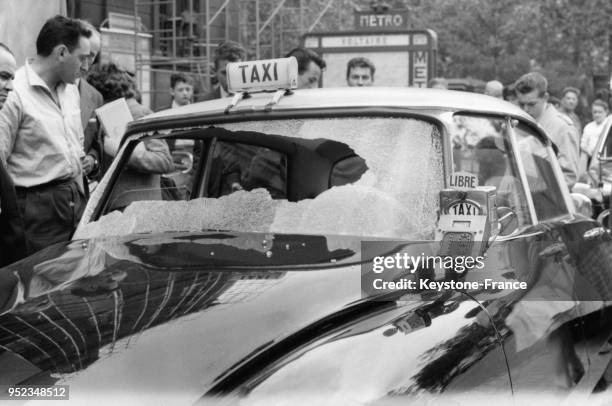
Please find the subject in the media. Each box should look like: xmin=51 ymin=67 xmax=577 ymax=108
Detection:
xmin=102 ymin=138 xmax=176 ymax=214
xmin=600 ymin=125 xmax=612 ymax=158
xmin=451 ymin=114 xmax=531 ymax=227
xmin=513 ymin=123 xmax=569 ymax=220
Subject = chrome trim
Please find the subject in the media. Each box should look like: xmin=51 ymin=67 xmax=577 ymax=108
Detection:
xmin=507 ymin=117 xmax=539 ymax=225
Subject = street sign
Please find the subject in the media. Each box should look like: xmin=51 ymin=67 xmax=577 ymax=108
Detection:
xmin=302 ymin=30 xmax=437 ymax=88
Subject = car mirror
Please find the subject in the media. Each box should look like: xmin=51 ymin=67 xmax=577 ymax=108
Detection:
xmin=170 ymin=151 xmax=193 ymax=174
xmin=570 ymin=192 xmax=593 ymax=218
xmin=496 ymin=206 xmax=518 ymax=237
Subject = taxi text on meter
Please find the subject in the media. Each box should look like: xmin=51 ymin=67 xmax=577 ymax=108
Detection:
xmin=227 ymin=57 xmax=298 ymax=93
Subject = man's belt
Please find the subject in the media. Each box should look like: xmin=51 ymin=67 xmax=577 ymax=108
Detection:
xmin=15 ymin=177 xmax=77 ymax=192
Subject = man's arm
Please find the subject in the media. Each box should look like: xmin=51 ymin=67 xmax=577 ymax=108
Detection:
xmin=0 ymin=91 xmax=22 ymax=166
xmin=128 ymin=138 xmax=174 ymax=174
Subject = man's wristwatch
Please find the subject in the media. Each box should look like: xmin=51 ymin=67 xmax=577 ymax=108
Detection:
xmin=86 ymin=154 xmax=99 ymax=176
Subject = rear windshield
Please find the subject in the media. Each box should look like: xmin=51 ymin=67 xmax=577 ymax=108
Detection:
xmin=77 ymin=117 xmax=444 ymax=240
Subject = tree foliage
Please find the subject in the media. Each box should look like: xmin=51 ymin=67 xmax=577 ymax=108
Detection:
xmin=241 ymin=0 xmax=612 ymax=97
xmin=397 ymin=0 xmax=611 ymax=95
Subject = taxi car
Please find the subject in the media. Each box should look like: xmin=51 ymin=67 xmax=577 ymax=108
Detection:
xmin=0 ymin=58 xmax=611 ymax=405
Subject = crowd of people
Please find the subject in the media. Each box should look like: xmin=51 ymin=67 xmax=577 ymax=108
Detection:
xmin=0 ymin=14 xmax=610 ymax=267
xmin=440 ymin=73 xmax=612 ymax=190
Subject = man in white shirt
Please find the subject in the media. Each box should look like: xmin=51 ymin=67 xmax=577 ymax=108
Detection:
xmin=0 ymin=15 xmax=92 ymax=255
xmin=580 ymin=99 xmax=609 ymax=173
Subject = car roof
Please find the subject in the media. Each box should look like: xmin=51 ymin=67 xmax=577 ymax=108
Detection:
xmin=136 ymin=87 xmax=534 ymax=130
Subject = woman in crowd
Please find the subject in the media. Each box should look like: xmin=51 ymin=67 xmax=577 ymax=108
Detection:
xmin=87 ymin=63 xmax=173 ymax=211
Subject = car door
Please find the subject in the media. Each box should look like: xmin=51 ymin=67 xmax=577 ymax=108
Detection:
xmin=449 ymin=113 xmax=612 ymax=397
xmin=484 ymin=118 xmax=612 ymax=397
xmin=586 ymin=116 xmax=612 ymax=226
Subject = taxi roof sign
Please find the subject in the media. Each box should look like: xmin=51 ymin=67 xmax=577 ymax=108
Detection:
xmin=227 ymin=57 xmax=298 ymax=94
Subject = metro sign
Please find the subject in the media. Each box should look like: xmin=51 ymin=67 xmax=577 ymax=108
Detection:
xmin=354 ymin=10 xmax=410 ymax=31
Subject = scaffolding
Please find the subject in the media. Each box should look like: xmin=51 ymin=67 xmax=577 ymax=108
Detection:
xmin=132 ymin=0 xmax=238 ymax=108
xmin=238 ymin=0 xmax=355 ymax=60
xmin=132 ymin=0 xmax=358 ymax=109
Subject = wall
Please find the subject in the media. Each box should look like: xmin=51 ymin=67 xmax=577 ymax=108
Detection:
xmin=0 ymin=0 xmax=67 ymax=65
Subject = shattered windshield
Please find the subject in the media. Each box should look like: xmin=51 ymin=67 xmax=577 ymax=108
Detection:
xmin=76 ymin=117 xmax=444 ymax=240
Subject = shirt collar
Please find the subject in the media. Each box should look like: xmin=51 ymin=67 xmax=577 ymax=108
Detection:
xmin=171 ymin=100 xmax=187 ymax=109
xmin=24 ymin=60 xmax=65 ymax=93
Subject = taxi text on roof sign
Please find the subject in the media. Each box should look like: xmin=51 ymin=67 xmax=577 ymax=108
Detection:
xmin=227 ymin=57 xmax=298 ymax=94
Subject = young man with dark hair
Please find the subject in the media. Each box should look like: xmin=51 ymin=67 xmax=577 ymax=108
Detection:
xmin=199 ymin=40 xmax=246 ymax=101
xmin=169 ymin=73 xmax=194 ymax=107
xmin=514 ymin=72 xmax=579 ymax=187
xmin=0 ymin=15 xmax=92 ymax=255
xmin=346 ymin=57 xmax=375 ymax=87
xmin=285 ymin=47 xmax=326 ymax=89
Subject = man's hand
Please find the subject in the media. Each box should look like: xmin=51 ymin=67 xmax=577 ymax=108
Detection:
xmin=81 ymin=155 xmax=97 ymax=175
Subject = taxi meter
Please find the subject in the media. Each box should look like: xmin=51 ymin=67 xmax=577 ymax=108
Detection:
xmin=227 ymin=57 xmax=298 ymax=93
xmin=436 ymin=172 xmax=498 ymax=260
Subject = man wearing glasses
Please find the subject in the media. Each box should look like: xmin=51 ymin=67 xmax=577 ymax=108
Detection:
xmin=515 ymin=72 xmax=579 ymax=187
xmin=0 ymin=15 xmax=92 ymax=256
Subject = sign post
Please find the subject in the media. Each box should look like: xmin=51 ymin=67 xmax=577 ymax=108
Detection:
xmin=303 ymin=4 xmax=436 ymax=88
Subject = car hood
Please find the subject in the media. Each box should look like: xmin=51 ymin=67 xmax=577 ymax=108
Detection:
xmin=0 ymin=232 xmax=454 ymax=403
